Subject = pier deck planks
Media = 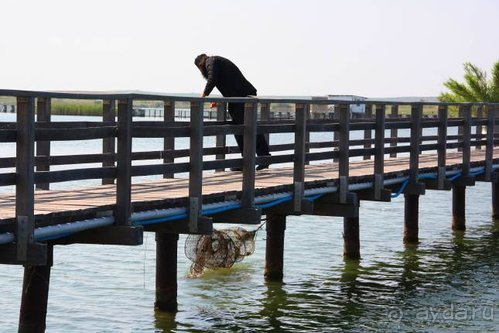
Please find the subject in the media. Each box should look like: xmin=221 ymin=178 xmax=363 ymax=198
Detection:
xmin=0 ymin=149 xmax=492 ymax=224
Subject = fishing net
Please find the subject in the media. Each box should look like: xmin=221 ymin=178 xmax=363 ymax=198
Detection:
xmin=184 ymin=227 xmax=259 ymax=277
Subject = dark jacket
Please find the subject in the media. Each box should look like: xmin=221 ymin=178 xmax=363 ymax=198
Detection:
xmin=202 ymin=56 xmax=257 ymax=97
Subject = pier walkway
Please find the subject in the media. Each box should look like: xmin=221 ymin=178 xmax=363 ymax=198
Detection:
xmin=0 ymin=149 xmax=494 ymax=223
xmin=0 ymin=89 xmax=498 ymax=332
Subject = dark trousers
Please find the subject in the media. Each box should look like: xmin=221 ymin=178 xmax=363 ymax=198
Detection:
xmin=228 ymin=102 xmax=270 ymax=158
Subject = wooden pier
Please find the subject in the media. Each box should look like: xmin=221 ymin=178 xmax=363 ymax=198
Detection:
xmin=0 ymin=89 xmax=498 ymax=332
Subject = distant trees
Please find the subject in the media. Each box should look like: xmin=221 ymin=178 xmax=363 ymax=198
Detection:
xmin=439 ymin=61 xmax=499 ymax=103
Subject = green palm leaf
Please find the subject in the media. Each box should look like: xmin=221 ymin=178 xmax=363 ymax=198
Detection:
xmin=463 ymin=63 xmax=489 ymax=101
xmin=491 ymin=61 xmax=499 ymax=101
xmin=440 ymin=60 xmax=499 ymax=103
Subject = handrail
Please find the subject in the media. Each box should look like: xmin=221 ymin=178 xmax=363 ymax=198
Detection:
xmin=1 ymin=89 xmax=499 ymax=106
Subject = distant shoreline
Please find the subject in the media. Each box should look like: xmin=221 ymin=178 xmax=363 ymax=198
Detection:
xmin=1 ymin=96 xmax=464 ymax=118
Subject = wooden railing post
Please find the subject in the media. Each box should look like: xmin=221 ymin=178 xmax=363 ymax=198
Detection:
xmin=293 ymin=103 xmax=308 ymax=212
xmin=461 ymin=105 xmax=472 ymax=177
xmin=241 ymin=101 xmax=257 ymax=209
xmin=494 ymin=103 xmax=499 ymax=134
xmin=163 ymin=100 xmax=175 ymax=178
xmin=485 ymin=104 xmax=495 ymax=181
xmin=36 ymin=97 xmax=51 ymax=190
xmin=409 ymin=104 xmax=422 ymax=185
xmin=437 ymin=105 xmax=448 ymax=189
xmin=338 ymin=103 xmax=350 ymax=203
xmin=260 ymin=102 xmax=270 ymax=144
xmin=333 ymin=104 xmax=340 ymax=163
xmin=458 ymin=105 xmax=464 ymax=152
xmin=17 ymin=96 xmax=52 ymax=332
xmin=16 ymin=96 xmax=36 ymax=261
xmin=102 ymin=99 xmax=116 ymax=185
xmin=476 ymin=105 xmax=483 ymax=150
xmin=390 ymin=105 xmax=399 ymax=158
xmin=188 ymin=101 xmax=204 ymax=233
xmin=305 ymin=103 xmax=311 ymax=165
xmin=116 ymin=98 xmax=133 ymax=225
xmin=215 ymin=102 xmax=227 ymax=172
xmin=374 ymin=104 xmax=385 ymax=200
xmin=363 ymin=103 xmax=372 ymax=160
xmin=492 ymin=105 xmax=499 ymax=219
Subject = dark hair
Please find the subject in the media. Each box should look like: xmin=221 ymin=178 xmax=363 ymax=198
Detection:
xmin=194 ymin=54 xmax=208 ymax=67
xmin=195 ymin=54 xmax=209 ymax=79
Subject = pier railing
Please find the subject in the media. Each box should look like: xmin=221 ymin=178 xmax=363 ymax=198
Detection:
xmin=0 ymin=89 xmax=498 ymax=262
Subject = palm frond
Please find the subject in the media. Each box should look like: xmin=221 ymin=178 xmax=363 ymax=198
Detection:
xmin=439 ymin=92 xmax=465 ymax=103
xmin=463 ymin=62 xmax=490 ymax=101
xmin=440 ymin=61 xmax=499 ymax=103
xmin=443 ymin=78 xmax=478 ymax=102
xmin=491 ymin=60 xmax=499 ymax=102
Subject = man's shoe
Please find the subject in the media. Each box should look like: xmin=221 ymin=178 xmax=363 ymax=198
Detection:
xmin=256 ymin=164 xmax=269 ymax=171
xmin=230 ymin=167 xmax=243 ymax=172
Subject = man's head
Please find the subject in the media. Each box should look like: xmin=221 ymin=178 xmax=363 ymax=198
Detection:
xmin=194 ymin=54 xmax=207 ymax=67
xmin=195 ymin=53 xmax=209 ymax=79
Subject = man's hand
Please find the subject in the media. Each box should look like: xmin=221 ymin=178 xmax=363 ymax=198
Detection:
xmin=200 ymin=92 xmax=217 ymax=107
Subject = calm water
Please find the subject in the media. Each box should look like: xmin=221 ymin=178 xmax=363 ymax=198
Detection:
xmin=0 ymin=114 xmax=497 ymax=332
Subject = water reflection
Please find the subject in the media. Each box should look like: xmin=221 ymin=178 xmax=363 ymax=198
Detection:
xmin=340 ymin=258 xmax=361 ymax=284
xmin=399 ymin=243 xmax=420 ymax=294
xmin=491 ymin=216 xmax=499 ymax=236
xmin=154 ymin=310 xmax=177 ymax=332
xmin=260 ymin=281 xmax=288 ymax=332
xmin=338 ymin=259 xmax=364 ymax=321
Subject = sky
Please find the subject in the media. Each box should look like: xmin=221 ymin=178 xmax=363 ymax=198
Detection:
xmin=0 ymin=0 xmax=498 ymax=98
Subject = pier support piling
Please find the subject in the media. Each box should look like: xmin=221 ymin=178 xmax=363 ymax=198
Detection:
xmin=18 ymin=245 xmax=53 ymax=333
xmin=264 ymin=213 xmax=286 ymax=281
xmin=452 ymin=186 xmax=466 ymax=230
xmin=155 ymin=232 xmax=178 ymax=313
xmin=493 ymin=181 xmax=499 ymax=219
xmin=404 ymin=194 xmax=419 ymax=244
xmin=343 ymin=216 xmax=360 ymax=259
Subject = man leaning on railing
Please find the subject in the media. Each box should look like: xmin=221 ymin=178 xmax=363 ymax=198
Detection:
xmin=194 ymin=53 xmax=271 ymax=171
